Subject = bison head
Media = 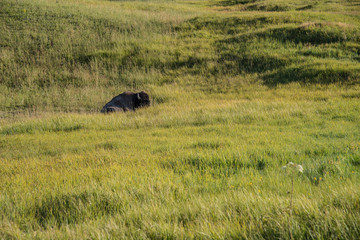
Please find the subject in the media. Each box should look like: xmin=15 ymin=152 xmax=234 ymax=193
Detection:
xmin=134 ymin=91 xmax=150 ymax=108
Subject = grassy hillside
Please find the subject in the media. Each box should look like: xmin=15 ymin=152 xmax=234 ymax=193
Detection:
xmin=1 ymin=0 xmax=360 ymax=112
xmin=1 ymin=0 xmax=360 ymax=239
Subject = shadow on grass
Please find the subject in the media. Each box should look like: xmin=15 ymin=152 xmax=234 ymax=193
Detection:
xmin=263 ymin=63 xmax=360 ymax=86
xmin=161 ymin=153 xmax=269 ymax=177
xmin=216 ymin=0 xmax=258 ymax=7
xmin=33 ymin=191 xmax=123 ymax=228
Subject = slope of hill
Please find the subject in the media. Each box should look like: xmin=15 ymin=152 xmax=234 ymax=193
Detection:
xmin=1 ymin=0 xmax=360 ymax=111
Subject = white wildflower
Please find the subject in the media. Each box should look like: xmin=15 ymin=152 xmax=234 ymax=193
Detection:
xmin=282 ymin=162 xmax=304 ymax=173
xmin=296 ymin=164 xmax=303 ymax=173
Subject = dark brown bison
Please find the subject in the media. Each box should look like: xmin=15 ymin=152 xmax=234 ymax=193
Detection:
xmin=101 ymin=91 xmax=150 ymax=113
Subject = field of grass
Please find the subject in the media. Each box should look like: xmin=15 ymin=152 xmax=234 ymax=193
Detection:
xmin=1 ymin=0 xmax=360 ymax=239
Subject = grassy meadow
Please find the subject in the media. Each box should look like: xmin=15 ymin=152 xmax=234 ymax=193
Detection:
xmin=1 ymin=0 xmax=360 ymax=239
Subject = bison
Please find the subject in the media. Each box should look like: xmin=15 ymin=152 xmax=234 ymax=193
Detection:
xmin=101 ymin=91 xmax=150 ymax=113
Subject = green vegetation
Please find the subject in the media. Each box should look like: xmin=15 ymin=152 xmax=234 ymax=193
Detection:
xmin=1 ymin=0 xmax=360 ymax=111
xmin=1 ymin=0 xmax=360 ymax=239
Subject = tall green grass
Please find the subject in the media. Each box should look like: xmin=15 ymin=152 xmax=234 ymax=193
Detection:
xmin=1 ymin=86 xmax=360 ymax=238
xmin=1 ymin=0 xmax=360 ymax=238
